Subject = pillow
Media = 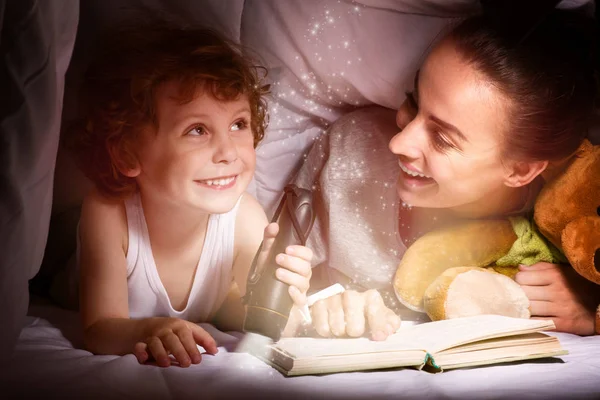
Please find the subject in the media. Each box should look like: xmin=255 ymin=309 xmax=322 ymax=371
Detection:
xmin=240 ymin=0 xmax=477 ymax=213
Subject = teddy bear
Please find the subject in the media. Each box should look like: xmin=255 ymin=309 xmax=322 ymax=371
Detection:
xmin=393 ymin=139 xmax=600 ymax=334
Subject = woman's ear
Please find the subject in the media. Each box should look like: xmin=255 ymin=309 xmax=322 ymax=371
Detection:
xmin=504 ymin=160 xmax=548 ymax=187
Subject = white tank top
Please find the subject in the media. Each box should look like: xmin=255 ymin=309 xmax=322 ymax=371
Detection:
xmin=124 ymin=192 xmax=241 ymax=322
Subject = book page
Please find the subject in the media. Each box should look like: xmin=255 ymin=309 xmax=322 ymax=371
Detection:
xmin=274 ymin=315 xmax=554 ymax=359
xmin=274 ymin=334 xmax=426 ymax=359
xmin=400 ymin=315 xmax=555 ymax=353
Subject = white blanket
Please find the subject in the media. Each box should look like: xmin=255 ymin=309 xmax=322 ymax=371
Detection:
xmin=5 ymin=301 xmax=600 ymax=400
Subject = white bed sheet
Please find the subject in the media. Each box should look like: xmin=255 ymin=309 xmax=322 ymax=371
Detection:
xmin=4 ymin=301 xmax=600 ymax=400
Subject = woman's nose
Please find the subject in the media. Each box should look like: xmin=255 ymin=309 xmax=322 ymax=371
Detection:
xmin=388 ymin=117 xmax=424 ymax=158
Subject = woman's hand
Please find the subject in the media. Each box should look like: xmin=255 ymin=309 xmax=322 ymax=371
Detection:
xmin=516 ymin=262 xmax=600 ymax=335
xmin=133 ymin=318 xmax=218 ymax=367
xmin=310 ymin=289 xmax=401 ymax=341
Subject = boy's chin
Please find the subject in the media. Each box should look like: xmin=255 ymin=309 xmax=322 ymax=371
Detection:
xmin=198 ymin=196 xmax=242 ymax=215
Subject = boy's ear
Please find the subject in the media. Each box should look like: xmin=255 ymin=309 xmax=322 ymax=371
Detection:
xmin=108 ymin=142 xmax=141 ymax=178
xmin=504 ymin=160 xmax=548 ymax=188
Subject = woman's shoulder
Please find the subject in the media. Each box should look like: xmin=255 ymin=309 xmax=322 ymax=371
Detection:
xmin=328 ymin=106 xmax=398 ymax=145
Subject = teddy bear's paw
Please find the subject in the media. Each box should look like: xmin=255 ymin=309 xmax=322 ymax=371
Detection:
xmin=562 ymin=216 xmax=600 ymax=285
xmin=394 ymin=219 xmax=517 ymax=312
xmin=423 ymin=267 xmax=530 ymax=321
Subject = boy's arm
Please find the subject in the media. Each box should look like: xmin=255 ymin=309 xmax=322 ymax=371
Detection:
xmin=212 ymin=194 xmax=268 ymax=331
xmin=78 ymin=188 xmax=148 ymax=355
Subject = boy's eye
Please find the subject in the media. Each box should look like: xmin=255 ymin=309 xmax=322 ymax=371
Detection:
xmin=187 ymin=125 xmax=207 ymax=136
xmin=231 ymin=119 xmax=249 ymax=131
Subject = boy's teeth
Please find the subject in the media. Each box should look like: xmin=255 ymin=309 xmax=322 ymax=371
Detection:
xmin=203 ymin=176 xmax=235 ymax=186
xmin=400 ymin=164 xmax=431 ymax=178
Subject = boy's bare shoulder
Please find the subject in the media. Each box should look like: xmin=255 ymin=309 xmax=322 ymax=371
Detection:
xmin=235 ymin=193 xmax=268 ymax=240
xmin=80 ymin=187 xmax=128 ymax=243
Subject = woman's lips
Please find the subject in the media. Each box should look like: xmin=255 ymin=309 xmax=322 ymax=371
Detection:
xmin=398 ymin=162 xmax=435 ymax=187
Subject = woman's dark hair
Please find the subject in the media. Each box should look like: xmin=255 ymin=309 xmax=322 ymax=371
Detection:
xmin=447 ymin=8 xmax=598 ymax=162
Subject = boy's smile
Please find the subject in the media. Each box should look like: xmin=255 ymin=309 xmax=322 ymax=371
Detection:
xmin=194 ymin=175 xmax=238 ymax=190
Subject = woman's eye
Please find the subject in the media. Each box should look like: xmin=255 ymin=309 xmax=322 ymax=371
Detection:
xmin=187 ymin=125 xmax=207 ymax=136
xmin=405 ymin=91 xmax=419 ymax=111
xmin=431 ymin=130 xmax=456 ymax=153
xmin=231 ymin=119 xmax=249 ymax=132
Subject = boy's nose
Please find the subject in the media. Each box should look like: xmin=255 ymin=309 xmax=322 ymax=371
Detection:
xmin=213 ymin=133 xmax=238 ymax=164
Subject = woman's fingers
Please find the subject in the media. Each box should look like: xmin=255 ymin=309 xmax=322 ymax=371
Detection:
xmin=311 ymin=299 xmax=332 ymax=337
xmin=342 ymin=290 xmax=366 ymax=337
xmin=364 ymin=290 xmax=399 ymax=341
xmin=520 ymin=284 xmax=554 ymax=302
xmin=327 ymin=294 xmax=346 ymax=337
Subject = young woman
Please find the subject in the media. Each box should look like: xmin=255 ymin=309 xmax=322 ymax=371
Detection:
xmin=297 ymin=8 xmax=600 ymax=340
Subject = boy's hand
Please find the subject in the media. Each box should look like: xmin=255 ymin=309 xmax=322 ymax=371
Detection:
xmin=311 ymin=289 xmax=401 ymax=341
xmin=259 ymin=222 xmax=313 ymax=307
xmin=516 ymin=262 xmax=600 ymax=335
xmin=133 ymin=318 xmax=218 ymax=367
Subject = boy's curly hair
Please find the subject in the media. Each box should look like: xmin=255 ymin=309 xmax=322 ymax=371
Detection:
xmin=64 ymin=19 xmax=270 ymax=199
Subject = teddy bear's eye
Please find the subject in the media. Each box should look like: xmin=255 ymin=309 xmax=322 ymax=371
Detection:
xmin=597 ymin=206 xmax=600 ymax=216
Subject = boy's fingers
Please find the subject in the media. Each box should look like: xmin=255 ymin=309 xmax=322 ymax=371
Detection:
xmin=255 ymin=223 xmax=279 ymax=268
xmin=177 ymin=327 xmax=202 ymax=364
xmin=285 ymin=245 xmax=313 ymax=263
xmin=147 ymin=336 xmax=170 ymax=367
xmin=190 ymin=324 xmax=218 ymax=355
xmin=162 ymin=332 xmax=191 ymax=368
xmin=133 ymin=342 xmax=149 ymax=364
xmin=276 ymin=267 xmax=310 ymax=294
xmin=276 ymin=253 xmax=312 ymax=278
xmin=288 ymin=285 xmax=307 ymax=307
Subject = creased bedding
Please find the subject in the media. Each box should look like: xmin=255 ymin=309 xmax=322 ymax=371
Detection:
xmin=4 ymin=301 xmax=600 ymax=400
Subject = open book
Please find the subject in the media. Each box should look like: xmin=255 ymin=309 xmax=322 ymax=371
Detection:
xmin=253 ymin=315 xmax=566 ymax=376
